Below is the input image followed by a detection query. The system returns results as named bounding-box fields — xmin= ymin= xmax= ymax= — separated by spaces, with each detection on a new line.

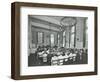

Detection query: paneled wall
xmin=75 ymin=17 xmax=86 ymax=49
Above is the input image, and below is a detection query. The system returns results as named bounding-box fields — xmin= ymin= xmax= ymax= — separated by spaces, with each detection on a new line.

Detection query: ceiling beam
xmin=30 ymin=16 xmax=61 ymax=27
xmin=30 ymin=21 xmax=60 ymax=31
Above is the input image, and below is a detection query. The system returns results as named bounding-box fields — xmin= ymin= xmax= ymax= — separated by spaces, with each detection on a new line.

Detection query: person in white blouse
xmin=69 ymin=52 xmax=73 ymax=60
xmin=42 ymin=52 xmax=48 ymax=63
xmin=51 ymin=56 xmax=58 ymax=65
xmin=58 ymin=55 xmax=64 ymax=65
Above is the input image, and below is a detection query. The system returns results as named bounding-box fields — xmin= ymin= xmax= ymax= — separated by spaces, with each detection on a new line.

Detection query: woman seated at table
xmin=68 ymin=50 xmax=73 ymax=60
xmin=42 ymin=47 xmax=49 ymax=63
xmin=69 ymin=50 xmax=77 ymax=62
xmin=51 ymin=55 xmax=58 ymax=65
xmin=57 ymin=51 xmax=63 ymax=56
xmin=42 ymin=52 xmax=48 ymax=63
xmin=64 ymin=51 xmax=69 ymax=62
xmin=79 ymin=49 xmax=83 ymax=60
xmin=72 ymin=52 xmax=77 ymax=62
xmin=58 ymin=54 xmax=64 ymax=65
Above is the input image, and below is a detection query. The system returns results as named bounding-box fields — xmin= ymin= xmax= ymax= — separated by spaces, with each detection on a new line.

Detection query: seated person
xmin=57 ymin=51 xmax=62 ymax=56
xmin=72 ymin=53 xmax=77 ymax=61
xmin=58 ymin=55 xmax=64 ymax=65
xmin=64 ymin=52 xmax=69 ymax=61
xmin=51 ymin=55 xmax=58 ymax=65
xmin=37 ymin=50 xmax=44 ymax=58
xmin=42 ymin=51 xmax=48 ymax=63
xmin=79 ymin=49 xmax=83 ymax=60
xmin=69 ymin=52 xmax=73 ymax=60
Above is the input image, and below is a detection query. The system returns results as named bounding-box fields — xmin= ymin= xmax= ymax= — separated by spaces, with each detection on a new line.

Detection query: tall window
xmin=50 ymin=34 xmax=54 ymax=46
xmin=57 ymin=34 xmax=60 ymax=47
xmin=70 ymin=26 xmax=75 ymax=48
xmin=63 ymin=31 xmax=66 ymax=47
xmin=37 ymin=32 xmax=43 ymax=44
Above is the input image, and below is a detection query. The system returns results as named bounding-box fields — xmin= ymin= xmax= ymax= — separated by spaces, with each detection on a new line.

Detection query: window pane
xmin=71 ymin=26 xmax=75 ymax=33
xmin=58 ymin=34 xmax=60 ymax=46
xmin=70 ymin=26 xmax=75 ymax=48
xmin=70 ymin=34 xmax=75 ymax=48
xmin=38 ymin=32 xmax=43 ymax=44
xmin=51 ymin=34 xmax=54 ymax=46
xmin=63 ymin=31 xmax=66 ymax=47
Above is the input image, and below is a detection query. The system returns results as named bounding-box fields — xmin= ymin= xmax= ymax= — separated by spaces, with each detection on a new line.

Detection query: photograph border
xmin=11 ymin=2 xmax=98 ymax=80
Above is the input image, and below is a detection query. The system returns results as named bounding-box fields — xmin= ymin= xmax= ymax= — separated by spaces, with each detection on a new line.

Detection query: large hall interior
xmin=28 ymin=15 xmax=88 ymax=66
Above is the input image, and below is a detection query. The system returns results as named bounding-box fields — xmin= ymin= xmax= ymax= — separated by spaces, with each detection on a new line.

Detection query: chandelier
xmin=60 ymin=17 xmax=77 ymax=31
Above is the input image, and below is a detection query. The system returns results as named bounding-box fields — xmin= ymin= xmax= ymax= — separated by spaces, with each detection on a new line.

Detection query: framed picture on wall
xmin=11 ymin=2 xmax=98 ymax=80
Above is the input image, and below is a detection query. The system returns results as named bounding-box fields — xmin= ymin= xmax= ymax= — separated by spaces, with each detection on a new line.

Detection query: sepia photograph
xmin=28 ymin=15 xmax=88 ymax=67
